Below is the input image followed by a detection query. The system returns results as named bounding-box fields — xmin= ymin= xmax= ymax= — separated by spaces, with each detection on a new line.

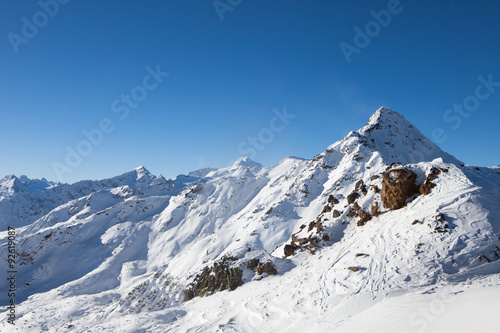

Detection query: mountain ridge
xmin=1 ymin=107 xmax=499 ymax=332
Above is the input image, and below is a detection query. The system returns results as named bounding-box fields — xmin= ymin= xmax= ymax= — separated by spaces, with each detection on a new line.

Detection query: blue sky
xmin=1 ymin=0 xmax=499 ymax=183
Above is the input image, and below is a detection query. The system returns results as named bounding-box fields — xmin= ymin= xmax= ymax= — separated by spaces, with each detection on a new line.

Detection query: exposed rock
xmin=360 ymin=185 xmax=368 ymax=195
xmin=256 ymin=261 xmax=278 ymax=276
xmin=347 ymin=208 xmax=356 ymax=217
xmin=357 ymin=209 xmax=372 ymax=226
xmin=347 ymin=191 xmax=361 ymax=204
xmin=347 ymin=266 xmax=360 ymax=272
xmin=332 ymin=209 xmax=341 ymax=218
xmin=431 ymin=167 xmax=441 ymax=175
xmin=247 ymin=259 xmax=260 ymax=271
xmin=322 ymin=234 xmax=330 ymax=242
xmin=299 ymin=238 xmax=309 ymax=245
xmin=284 ymin=244 xmax=296 ymax=257
xmin=412 ymin=219 xmax=423 ymax=225
xmin=372 ymin=185 xmax=380 ymax=193
xmin=315 ymin=222 xmax=324 ymax=234
xmin=327 ymin=195 xmax=339 ymax=205
xmin=185 ymin=256 xmax=243 ymax=301
xmin=419 ymin=173 xmax=436 ymax=195
xmin=381 ymin=168 xmax=419 ymax=210
xmin=321 ymin=205 xmax=332 ymax=213
xmin=370 ymin=202 xmax=379 ymax=217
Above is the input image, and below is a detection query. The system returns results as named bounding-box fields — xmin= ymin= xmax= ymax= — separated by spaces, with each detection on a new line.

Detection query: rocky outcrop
xmin=327 ymin=195 xmax=339 ymax=205
xmin=419 ymin=168 xmax=440 ymax=195
xmin=284 ymin=244 xmax=296 ymax=257
xmin=370 ymin=202 xmax=379 ymax=217
xmin=255 ymin=261 xmax=278 ymax=276
xmin=381 ymin=168 xmax=419 ymax=210
xmin=185 ymin=256 xmax=243 ymax=301
xmin=347 ymin=191 xmax=361 ymax=204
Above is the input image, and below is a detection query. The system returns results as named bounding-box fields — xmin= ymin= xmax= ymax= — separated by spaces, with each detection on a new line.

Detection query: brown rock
xmin=360 ymin=185 xmax=368 ymax=195
xmin=256 ymin=261 xmax=278 ymax=275
xmin=322 ymin=205 xmax=332 ymax=213
xmin=357 ymin=209 xmax=372 ymax=226
xmin=247 ymin=259 xmax=260 ymax=271
xmin=381 ymin=168 xmax=419 ymax=210
xmin=347 ymin=208 xmax=356 ymax=217
xmin=327 ymin=195 xmax=339 ymax=205
xmin=347 ymin=191 xmax=361 ymax=204
xmin=284 ymin=244 xmax=295 ymax=257
xmin=332 ymin=209 xmax=341 ymax=218
xmin=370 ymin=202 xmax=379 ymax=217
xmin=431 ymin=167 xmax=441 ymax=175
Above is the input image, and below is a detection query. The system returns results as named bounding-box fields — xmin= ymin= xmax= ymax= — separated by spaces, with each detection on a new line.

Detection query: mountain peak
xmin=134 ymin=166 xmax=151 ymax=176
xmin=233 ymin=156 xmax=259 ymax=167
xmin=323 ymin=107 xmax=461 ymax=166
xmin=358 ymin=107 xmax=461 ymax=165
xmin=363 ymin=106 xmax=407 ymax=130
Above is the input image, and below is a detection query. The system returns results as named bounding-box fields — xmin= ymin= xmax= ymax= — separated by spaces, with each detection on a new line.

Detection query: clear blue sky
xmin=1 ymin=0 xmax=499 ymax=183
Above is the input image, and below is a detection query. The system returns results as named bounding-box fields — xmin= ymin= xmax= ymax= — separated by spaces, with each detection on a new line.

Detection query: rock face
xmin=284 ymin=244 xmax=296 ymax=257
xmin=381 ymin=168 xmax=419 ymax=210
xmin=185 ymin=256 xmax=243 ymax=301
xmin=255 ymin=261 xmax=278 ymax=276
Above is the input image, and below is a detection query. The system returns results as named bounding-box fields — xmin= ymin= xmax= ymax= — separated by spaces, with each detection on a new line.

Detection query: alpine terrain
xmin=1 ymin=107 xmax=499 ymax=332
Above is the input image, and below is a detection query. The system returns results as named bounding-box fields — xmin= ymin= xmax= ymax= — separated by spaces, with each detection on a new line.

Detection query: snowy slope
xmin=1 ymin=107 xmax=499 ymax=332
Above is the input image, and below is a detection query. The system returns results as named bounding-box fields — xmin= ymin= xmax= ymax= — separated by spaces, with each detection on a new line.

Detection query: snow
xmin=1 ymin=107 xmax=499 ymax=332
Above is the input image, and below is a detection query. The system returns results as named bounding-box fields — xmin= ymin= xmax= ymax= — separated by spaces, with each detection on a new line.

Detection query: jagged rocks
xmin=419 ymin=173 xmax=436 ymax=195
xmin=357 ymin=210 xmax=372 ymax=226
xmin=430 ymin=213 xmax=448 ymax=233
xmin=321 ymin=205 xmax=332 ymax=213
xmin=347 ymin=191 xmax=361 ymax=204
xmin=356 ymin=179 xmax=368 ymax=195
xmin=185 ymin=256 xmax=243 ymax=301
xmin=332 ymin=209 xmax=341 ymax=218
xmin=351 ymin=202 xmax=372 ymax=226
xmin=370 ymin=202 xmax=379 ymax=217
xmin=381 ymin=168 xmax=419 ymax=210
xmin=360 ymin=185 xmax=368 ymax=195
xmin=247 ymin=259 xmax=260 ymax=271
xmin=284 ymin=244 xmax=296 ymax=257
xmin=247 ymin=259 xmax=278 ymax=276
xmin=255 ymin=261 xmax=278 ymax=276
xmin=327 ymin=195 xmax=339 ymax=205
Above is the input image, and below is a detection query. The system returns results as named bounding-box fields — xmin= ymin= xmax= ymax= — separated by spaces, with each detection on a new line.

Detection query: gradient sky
xmin=1 ymin=0 xmax=499 ymax=183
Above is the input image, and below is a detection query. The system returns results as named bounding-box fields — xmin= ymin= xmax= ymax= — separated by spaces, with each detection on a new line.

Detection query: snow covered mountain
xmin=1 ymin=107 xmax=499 ymax=332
